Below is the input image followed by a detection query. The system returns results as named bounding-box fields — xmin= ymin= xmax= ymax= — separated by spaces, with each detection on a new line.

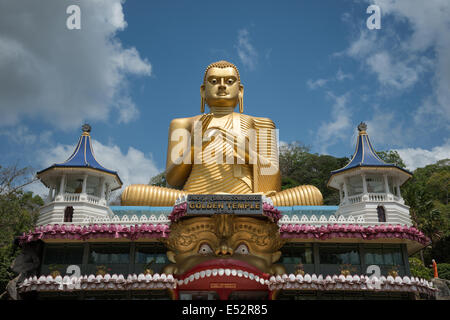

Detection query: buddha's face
xmin=201 ymin=67 xmax=243 ymax=108
xmin=164 ymin=215 xmax=284 ymax=277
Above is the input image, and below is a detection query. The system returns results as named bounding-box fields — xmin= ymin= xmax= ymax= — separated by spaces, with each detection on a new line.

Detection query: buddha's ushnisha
xmin=121 ymin=61 xmax=323 ymax=206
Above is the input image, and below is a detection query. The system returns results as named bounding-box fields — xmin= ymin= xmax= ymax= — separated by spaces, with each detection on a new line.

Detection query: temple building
xmin=12 ymin=123 xmax=436 ymax=300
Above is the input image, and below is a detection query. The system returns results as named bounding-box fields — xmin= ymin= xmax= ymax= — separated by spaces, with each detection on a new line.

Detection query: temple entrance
xmin=179 ymin=291 xmax=219 ymax=300
xmin=377 ymin=205 xmax=386 ymax=222
xmin=178 ymin=290 xmax=269 ymax=300
xmin=64 ymin=206 xmax=74 ymax=222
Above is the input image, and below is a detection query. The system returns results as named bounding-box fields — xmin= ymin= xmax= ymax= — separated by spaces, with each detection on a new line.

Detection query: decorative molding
xmin=278 ymin=214 xmax=364 ymax=226
xmin=19 ymin=223 xmax=170 ymax=244
xmin=267 ymin=273 xmax=436 ymax=296
xmin=19 ymin=273 xmax=176 ymax=292
xmin=19 ymin=272 xmax=435 ymax=297
xmin=279 ymin=224 xmax=430 ymax=245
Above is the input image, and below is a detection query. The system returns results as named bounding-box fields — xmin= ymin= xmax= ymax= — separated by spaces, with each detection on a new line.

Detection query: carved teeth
xmin=179 ymin=269 xmax=265 ymax=285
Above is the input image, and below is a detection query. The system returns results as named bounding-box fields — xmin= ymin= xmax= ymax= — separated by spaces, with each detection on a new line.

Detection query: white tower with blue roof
xmin=36 ymin=124 xmax=122 ymax=225
xmin=327 ymin=122 xmax=413 ymax=226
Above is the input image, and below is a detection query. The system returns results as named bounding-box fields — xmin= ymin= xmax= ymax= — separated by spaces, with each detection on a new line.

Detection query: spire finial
xmin=82 ymin=123 xmax=91 ymax=133
xmin=357 ymin=122 xmax=367 ymax=134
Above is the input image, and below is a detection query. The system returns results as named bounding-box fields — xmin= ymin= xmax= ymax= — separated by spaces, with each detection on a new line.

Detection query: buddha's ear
xmin=238 ymin=84 xmax=244 ymax=113
xmin=166 ymin=251 xmax=177 ymax=264
xmin=271 ymin=251 xmax=282 ymax=263
xmin=200 ymin=84 xmax=206 ymax=113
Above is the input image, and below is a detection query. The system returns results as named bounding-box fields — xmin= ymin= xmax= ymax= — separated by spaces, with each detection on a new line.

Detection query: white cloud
xmin=346 ymin=30 xmax=378 ymax=58
xmin=395 ymin=141 xmax=450 ymax=171
xmin=366 ymin=51 xmax=431 ymax=90
xmin=236 ymin=29 xmax=258 ymax=70
xmin=336 ymin=68 xmax=353 ymax=81
xmin=307 ymin=69 xmax=353 ymax=90
xmin=0 ymin=125 xmax=52 ymax=146
xmin=345 ymin=1 xmax=450 ymax=125
xmin=0 ymin=0 xmax=151 ymax=130
xmin=307 ymin=78 xmax=329 ymax=90
xmin=315 ymin=92 xmax=352 ymax=154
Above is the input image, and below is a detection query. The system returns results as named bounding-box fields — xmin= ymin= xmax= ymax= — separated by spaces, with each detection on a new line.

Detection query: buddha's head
xmin=163 ymin=215 xmax=285 ymax=277
xmin=201 ymin=61 xmax=244 ymax=113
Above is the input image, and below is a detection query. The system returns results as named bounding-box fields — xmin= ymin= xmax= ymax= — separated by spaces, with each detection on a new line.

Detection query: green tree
xmin=402 ymin=159 xmax=450 ymax=264
xmin=0 ymin=165 xmax=43 ymax=292
xmin=149 ymin=171 xmax=167 ymax=187
xmin=376 ymin=150 xmax=407 ymax=168
xmin=409 ymin=257 xmax=432 ymax=280
xmin=279 ymin=142 xmax=349 ymax=205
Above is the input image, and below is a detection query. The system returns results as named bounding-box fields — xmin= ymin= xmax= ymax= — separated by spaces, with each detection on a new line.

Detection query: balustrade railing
xmin=63 ymin=193 xmax=80 ymax=202
xmin=343 ymin=193 xmax=402 ymax=206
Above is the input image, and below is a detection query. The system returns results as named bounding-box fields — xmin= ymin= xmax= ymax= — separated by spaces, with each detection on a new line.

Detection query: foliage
xmin=376 ymin=150 xmax=406 ymax=168
xmin=0 ymin=165 xmax=43 ymax=292
xmin=149 ymin=171 xmax=167 ymax=187
xmin=149 ymin=171 xmax=182 ymax=190
xmin=409 ymin=257 xmax=432 ymax=280
xmin=401 ymin=159 xmax=450 ymax=263
xmin=437 ymin=263 xmax=450 ymax=281
xmin=279 ymin=142 xmax=349 ymax=205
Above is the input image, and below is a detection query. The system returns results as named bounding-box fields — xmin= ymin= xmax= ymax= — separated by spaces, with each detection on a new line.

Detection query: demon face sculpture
xmin=163 ymin=215 xmax=286 ymax=277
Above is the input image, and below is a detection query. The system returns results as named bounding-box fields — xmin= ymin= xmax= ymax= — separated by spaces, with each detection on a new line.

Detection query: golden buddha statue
xmin=121 ymin=61 xmax=323 ymax=207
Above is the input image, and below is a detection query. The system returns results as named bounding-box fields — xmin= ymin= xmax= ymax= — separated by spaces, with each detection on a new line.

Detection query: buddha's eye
xmin=234 ymin=243 xmax=249 ymax=255
xmin=210 ymin=78 xmax=217 ymax=84
xmin=227 ymin=78 xmax=234 ymax=84
xmin=198 ymin=243 xmax=213 ymax=255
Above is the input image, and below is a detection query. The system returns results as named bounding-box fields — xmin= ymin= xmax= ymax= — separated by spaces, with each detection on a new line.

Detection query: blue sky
xmin=0 ymin=0 xmax=449 ymax=196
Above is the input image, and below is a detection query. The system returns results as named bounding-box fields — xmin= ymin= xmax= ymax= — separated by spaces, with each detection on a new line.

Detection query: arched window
xmin=64 ymin=206 xmax=74 ymax=222
xmin=377 ymin=205 xmax=386 ymax=222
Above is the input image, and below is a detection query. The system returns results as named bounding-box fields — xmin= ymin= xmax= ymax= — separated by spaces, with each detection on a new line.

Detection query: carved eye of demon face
xmin=234 ymin=243 xmax=249 ymax=255
xmin=198 ymin=243 xmax=213 ymax=255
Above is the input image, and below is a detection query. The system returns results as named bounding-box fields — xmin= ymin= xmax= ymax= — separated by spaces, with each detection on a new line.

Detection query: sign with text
xmin=186 ymin=194 xmax=263 ymax=215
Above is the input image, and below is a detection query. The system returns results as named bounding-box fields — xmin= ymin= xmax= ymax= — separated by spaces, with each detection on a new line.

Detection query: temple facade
xmin=13 ymin=123 xmax=436 ymax=300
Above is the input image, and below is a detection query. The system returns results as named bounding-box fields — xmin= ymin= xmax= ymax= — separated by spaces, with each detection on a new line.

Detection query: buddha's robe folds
xmin=121 ymin=112 xmax=323 ymax=207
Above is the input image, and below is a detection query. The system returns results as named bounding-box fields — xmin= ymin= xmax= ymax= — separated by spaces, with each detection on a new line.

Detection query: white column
xmin=343 ymin=178 xmax=349 ymax=202
xmin=339 ymin=184 xmax=343 ymax=203
xmin=100 ymin=177 xmax=106 ymax=200
xmin=362 ymin=174 xmax=368 ymax=194
xmin=82 ymin=174 xmax=88 ymax=194
xmin=59 ymin=174 xmax=66 ymax=195
xmin=383 ymin=174 xmax=390 ymax=194
xmin=106 ymin=184 xmax=110 ymax=201
xmin=396 ymin=184 xmax=401 ymax=197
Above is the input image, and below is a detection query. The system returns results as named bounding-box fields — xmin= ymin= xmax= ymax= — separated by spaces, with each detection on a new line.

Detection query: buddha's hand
xmin=263 ymin=190 xmax=277 ymax=197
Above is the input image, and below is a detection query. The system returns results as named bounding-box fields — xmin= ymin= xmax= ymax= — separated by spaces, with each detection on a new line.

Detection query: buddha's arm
xmin=165 ymin=117 xmax=195 ymax=187
xmin=252 ymin=117 xmax=281 ymax=193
